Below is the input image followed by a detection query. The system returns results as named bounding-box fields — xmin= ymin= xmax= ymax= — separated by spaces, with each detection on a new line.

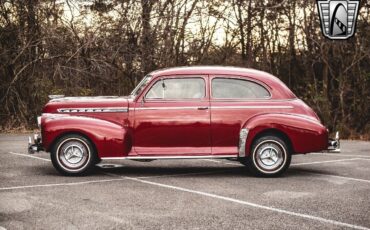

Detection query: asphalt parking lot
xmin=0 ymin=134 xmax=369 ymax=230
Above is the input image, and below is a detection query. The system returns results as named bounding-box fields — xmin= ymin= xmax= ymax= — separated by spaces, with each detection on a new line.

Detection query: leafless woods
xmin=0 ymin=0 xmax=369 ymax=138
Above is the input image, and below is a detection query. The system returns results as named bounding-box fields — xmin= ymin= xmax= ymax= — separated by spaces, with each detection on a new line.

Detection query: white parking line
xmin=123 ymin=176 xmax=369 ymax=230
xmin=202 ymin=159 xmax=240 ymax=166
xmin=291 ymin=158 xmax=361 ymax=166
xmin=356 ymin=158 xmax=370 ymax=161
xmin=0 ymin=169 xmax=234 ymax=191
xmin=205 ymin=158 xmax=370 ymax=185
xmin=138 ymin=169 xmax=233 ymax=178
xmin=0 ymin=178 xmax=127 ymax=191
xmin=9 ymin=152 xmax=50 ymax=162
xmin=101 ymin=169 xmax=233 ymax=180
xmin=5 ymin=151 xmax=370 ymax=229
xmin=3 ymin=152 xmax=234 ymax=191
xmin=10 ymin=151 xmax=368 ymax=166
xmin=307 ymin=172 xmax=370 ymax=184
xmin=310 ymin=153 xmax=370 ymax=158
xmin=204 ymin=157 xmax=362 ymax=167
xmin=6 ymin=152 xmax=370 ymax=188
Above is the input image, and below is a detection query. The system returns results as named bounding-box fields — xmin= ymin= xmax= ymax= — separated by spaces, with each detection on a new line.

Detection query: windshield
xmin=130 ymin=75 xmax=152 ymax=98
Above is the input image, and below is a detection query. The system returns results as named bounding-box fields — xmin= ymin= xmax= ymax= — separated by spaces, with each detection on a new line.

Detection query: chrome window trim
xmin=144 ymin=98 xmax=209 ymax=102
xmin=210 ymin=98 xmax=297 ymax=102
xmin=57 ymin=107 xmax=128 ymax=113
xmin=130 ymin=75 xmax=152 ymax=98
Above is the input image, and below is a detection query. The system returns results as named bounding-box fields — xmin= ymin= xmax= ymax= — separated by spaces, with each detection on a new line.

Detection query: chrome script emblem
xmin=317 ymin=0 xmax=360 ymax=39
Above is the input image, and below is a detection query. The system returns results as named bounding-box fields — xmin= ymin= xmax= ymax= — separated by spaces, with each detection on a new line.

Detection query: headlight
xmin=37 ymin=116 xmax=41 ymax=128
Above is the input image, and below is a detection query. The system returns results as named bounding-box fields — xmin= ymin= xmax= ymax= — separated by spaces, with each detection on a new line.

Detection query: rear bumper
xmin=28 ymin=133 xmax=44 ymax=154
xmin=327 ymin=131 xmax=340 ymax=153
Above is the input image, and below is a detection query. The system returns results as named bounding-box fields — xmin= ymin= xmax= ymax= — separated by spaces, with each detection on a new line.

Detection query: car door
xmin=133 ymin=75 xmax=211 ymax=156
xmin=210 ymin=75 xmax=272 ymax=155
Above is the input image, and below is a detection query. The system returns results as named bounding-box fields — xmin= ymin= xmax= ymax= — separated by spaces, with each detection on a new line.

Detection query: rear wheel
xmin=244 ymin=135 xmax=291 ymax=177
xmin=51 ymin=134 xmax=97 ymax=176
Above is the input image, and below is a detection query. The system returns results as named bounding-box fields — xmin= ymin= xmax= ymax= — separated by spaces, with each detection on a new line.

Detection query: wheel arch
xmin=242 ymin=113 xmax=328 ymax=156
xmin=249 ymin=128 xmax=293 ymax=155
xmin=49 ymin=131 xmax=98 ymax=157
xmin=42 ymin=115 xmax=130 ymax=158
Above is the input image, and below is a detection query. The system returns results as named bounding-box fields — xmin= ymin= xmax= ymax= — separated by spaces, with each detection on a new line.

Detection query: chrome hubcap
xmin=64 ymin=145 xmax=84 ymax=164
xmin=58 ymin=140 xmax=89 ymax=169
xmin=255 ymin=142 xmax=284 ymax=171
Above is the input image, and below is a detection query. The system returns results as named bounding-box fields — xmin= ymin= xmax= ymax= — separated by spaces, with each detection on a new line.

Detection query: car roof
xmin=151 ymin=66 xmax=269 ymax=78
xmin=149 ymin=66 xmax=296 ymax=99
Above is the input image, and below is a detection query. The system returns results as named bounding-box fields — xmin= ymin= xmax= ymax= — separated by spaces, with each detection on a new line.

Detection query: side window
xmin=146 ymin=78 xmax=205 ymax=99
xmin=212 ymin=78 xmax=270 ymax=99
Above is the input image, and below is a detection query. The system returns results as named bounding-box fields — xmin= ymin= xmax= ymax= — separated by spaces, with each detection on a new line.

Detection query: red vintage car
xmin=28 ymin=66 xmax=340 ymax=176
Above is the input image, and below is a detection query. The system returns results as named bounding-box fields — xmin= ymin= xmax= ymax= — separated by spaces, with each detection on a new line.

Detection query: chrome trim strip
xmin=238 ymin=128 xmax=249 ymax=157
xmin=134 ymin=105 xmax=293 ymax=111
xmin=101 ymin=155 xmax=238 ymax=160
xmin=57 ymin=107 xmax=128 ymax=113
xmin=211 ymin=105 xmax=293 ymax=109
xmin=135 ymin=107 xmax=200 ymax=111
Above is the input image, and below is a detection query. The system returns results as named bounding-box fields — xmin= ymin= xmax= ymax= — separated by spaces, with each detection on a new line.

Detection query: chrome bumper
xmin=327 ymin=131 xmax=340 ymax=153
xmin=28 ymin=133 xmax=43 ymax=154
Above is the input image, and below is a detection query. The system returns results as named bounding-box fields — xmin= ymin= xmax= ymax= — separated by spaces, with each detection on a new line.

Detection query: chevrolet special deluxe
xmin=28 ymin=66 xmax=340 ymax=176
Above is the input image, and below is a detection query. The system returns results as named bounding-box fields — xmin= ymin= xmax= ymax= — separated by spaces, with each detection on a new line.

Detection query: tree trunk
xmin=141 ymin=0 xmax=154 ymax=74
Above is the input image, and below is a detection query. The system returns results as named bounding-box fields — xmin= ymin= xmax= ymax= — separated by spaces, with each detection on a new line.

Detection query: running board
xmin=101 ymin=155 xmax=238 ymax=160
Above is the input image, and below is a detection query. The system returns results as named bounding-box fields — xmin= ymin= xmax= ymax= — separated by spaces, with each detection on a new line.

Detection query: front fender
xmin=42 ymin=115 xmax=131 ymax=158
xmin=242 ymin=113 xmax=328 ymax=155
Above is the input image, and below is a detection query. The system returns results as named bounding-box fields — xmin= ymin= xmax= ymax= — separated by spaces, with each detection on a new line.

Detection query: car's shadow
xmin=33 ymin=163 xmax=340 ymax=179
xmin=97 ymin=164 xmax=248 ymax=178
xmin=94 ymin=164 xmax=338 ymax=179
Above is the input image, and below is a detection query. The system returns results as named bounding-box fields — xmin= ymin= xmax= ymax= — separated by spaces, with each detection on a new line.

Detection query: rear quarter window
xmin=212 ymin=78 xmax=270 ymax=99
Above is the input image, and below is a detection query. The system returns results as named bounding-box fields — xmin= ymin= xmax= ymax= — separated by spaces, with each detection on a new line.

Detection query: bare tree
xmin=0 ymin=0 xmax=369 ymax=138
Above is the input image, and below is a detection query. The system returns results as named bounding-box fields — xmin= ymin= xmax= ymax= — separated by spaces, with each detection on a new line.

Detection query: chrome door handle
xmin=197 ymin=106 xmax=209 ymax=110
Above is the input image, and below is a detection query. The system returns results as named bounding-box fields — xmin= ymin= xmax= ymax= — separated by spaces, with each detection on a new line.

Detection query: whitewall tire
xmin=245 ymin=135 xmax=291 ymax=177
xmin=51 ymin=134 xmax=97 ymax=176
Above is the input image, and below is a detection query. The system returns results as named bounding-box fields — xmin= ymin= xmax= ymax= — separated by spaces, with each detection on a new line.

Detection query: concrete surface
xmin=0 ymin=134 xmax=369 ymax=229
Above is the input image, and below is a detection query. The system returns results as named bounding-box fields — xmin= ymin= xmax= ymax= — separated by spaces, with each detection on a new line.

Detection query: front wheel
xmin=244 ymin=135 xmax=291 ymax=177
xmin=51 ymin=134 xmax=97 ymax=176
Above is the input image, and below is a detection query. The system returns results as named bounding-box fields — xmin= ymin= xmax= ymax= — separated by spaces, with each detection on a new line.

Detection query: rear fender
xmin=42 ymin=115 xmax=131 ymax=158
xmin=240 ymin=113 xmax=328 ymax=156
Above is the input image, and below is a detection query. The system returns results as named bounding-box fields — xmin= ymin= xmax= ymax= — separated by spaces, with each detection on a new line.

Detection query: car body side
xmin=39 ymin=67 xmax=328 ymax=159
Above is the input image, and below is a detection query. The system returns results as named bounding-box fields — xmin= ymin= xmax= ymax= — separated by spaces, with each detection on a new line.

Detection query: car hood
xmin=42 ymin=96 xmax=130 ymax=113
